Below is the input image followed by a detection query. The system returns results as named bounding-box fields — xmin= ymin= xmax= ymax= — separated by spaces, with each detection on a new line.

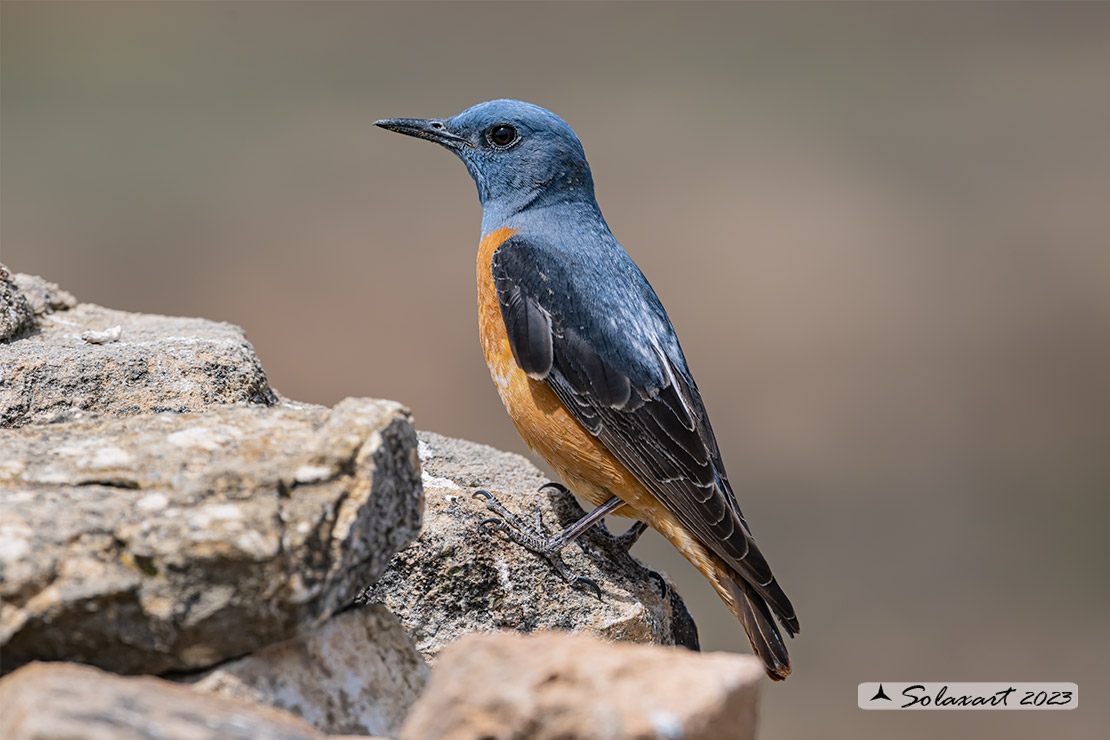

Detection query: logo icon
xmin=870 ymin=684 xmax=892 ymax=701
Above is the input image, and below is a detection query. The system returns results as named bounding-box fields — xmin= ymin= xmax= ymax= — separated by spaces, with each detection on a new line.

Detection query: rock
xmin=11 ymin=272 xmax=77 ymax=318
xmin=0 ymin=662 xmax=346 ymax=740
xmin=0 ymin=273 xmax=277 ymax=428
xmin=189 ymin=603 xmax=428 ymax=738
xmin=0 ymin=398 xmax=423 ymax=675
xmin=399 ymin=631 xmax=762 ymax=740
xmin=0 ymin=265 xmax=36 ymax=342
xmin=360 ymin=431 xmax=699 ymax=663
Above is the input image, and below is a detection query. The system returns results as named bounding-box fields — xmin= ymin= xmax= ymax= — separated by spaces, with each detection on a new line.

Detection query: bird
xmin=374 ymin=100 xmax=799 ymax=680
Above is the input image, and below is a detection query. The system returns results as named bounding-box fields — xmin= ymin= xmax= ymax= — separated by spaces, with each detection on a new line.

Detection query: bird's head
xmin=375 ymin=99 xmax=596 ymax=217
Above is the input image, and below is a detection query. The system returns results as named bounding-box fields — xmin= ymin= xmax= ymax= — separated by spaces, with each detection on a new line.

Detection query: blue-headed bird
xmin=375 ymin=100 xmax=799 ymax=679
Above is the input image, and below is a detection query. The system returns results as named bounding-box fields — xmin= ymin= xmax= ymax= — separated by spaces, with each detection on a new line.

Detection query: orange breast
xmin=475 ymin=229 xmax=736 ymax=601
xmin=476 ymin=228 xmax=640 ymax=515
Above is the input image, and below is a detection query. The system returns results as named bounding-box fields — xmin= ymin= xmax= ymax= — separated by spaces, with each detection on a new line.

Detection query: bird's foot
xmin=473 ymin=488 xmax=602 ymax=599
xmin=613 ymin=520 xmax=648 ymax=552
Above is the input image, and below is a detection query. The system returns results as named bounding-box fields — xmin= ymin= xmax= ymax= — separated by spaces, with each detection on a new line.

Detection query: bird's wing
xmin=491 ymin=235 xmax=798 ymax=635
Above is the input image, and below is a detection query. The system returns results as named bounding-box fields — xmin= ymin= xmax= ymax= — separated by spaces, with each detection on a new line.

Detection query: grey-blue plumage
xmin=375 ymin=100 xmax=799 ymax=679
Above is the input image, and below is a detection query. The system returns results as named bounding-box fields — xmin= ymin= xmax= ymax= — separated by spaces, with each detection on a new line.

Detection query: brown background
xmin=4 ymin=2 xmax=1107 ymax=738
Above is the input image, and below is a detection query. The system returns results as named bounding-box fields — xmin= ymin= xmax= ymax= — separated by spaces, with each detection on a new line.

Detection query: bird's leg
xmin=543 ymin=483 xmax=648 ymax=553
xmin=473 ymin=488 xmax=627 ymax=598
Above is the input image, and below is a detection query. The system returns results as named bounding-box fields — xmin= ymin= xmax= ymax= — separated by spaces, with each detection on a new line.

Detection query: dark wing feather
xmin=491 ymin=236 xmax=798 ymax=636
xmin=496 ymin=282 xmax=553 ymax=379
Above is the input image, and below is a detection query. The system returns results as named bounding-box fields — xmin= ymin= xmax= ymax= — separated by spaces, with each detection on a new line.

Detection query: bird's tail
xmin=707 ymin=553 xmax=793 ymax=681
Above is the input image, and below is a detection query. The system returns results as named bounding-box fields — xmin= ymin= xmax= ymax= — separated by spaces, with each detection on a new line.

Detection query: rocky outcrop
xmin=190 ymin=604 xmax=428 ymax=738
xmin=0 ymin=270 xmax=276 ymax=428
xmin=0 ymin=272 xmax=756 ymax=739
xmin=0 ymin=662 xmax=378 ymax=740
xmin=10 ymin=272 xmax=77 ymax=318
xmin=399 ymin=631 xmax=762 ymax=740
xmin=361 ymin=431 xmax=699 ymax=662
xmin=0 ymin=397 xmax=423 ymax=675
xmin=0 ymin=265 xmax=37 ymax=342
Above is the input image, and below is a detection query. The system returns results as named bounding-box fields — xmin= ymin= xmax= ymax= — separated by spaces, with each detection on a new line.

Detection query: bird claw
xmin=477 ymin=516 xmax=504 ymax=532
xmin=612 ymin=520 xmax=648 ymax=552
xmin=647 ymin=569 xmax=669 ymax=597
xmin=562 ymin=569 xmax=602 ymax=600
xmin=471 ymin=487 xmax=602 ymax=598
xmin=473 ymin=489 xmax=534 ymax=537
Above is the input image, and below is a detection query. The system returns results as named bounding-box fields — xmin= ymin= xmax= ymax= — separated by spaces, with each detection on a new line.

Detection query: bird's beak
xmin=373 ymin=117 xmax=472 ymax=149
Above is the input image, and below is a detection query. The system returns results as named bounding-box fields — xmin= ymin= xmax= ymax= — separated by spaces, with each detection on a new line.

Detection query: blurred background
xmin=3 ymin=2 xmax=1108 ymax=737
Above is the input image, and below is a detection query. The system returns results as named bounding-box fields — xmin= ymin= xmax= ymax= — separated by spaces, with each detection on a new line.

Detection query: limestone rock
xmin=0 ymin=273 xmax=277 ymax=428
xmin=0 ymin=265 xmax=36 ymax=342
xmin=400 ymin=631 xmax=762 ymax=740
xmin=0 ymin=662 xmax=337 ymax=740
xmin=0 ymin=398 xmax=423 ymax=675
xmin=361 ymin=432 xmax=699 ymax=662
xmin=190 ymin=604 xmax=427 ymax=737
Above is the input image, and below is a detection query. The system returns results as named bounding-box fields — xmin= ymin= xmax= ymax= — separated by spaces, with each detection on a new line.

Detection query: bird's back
xmin=483 ymin=210 xmax=798 ymax=617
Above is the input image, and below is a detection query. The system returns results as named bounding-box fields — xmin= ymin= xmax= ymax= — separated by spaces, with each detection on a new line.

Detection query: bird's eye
xmin=487 ymin=124 xmax=518 ymax=148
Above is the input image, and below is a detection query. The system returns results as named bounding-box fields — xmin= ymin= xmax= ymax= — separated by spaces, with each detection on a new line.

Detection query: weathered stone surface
xmin=190 ymin=604 xmax=428 ymax=738
xmin=11 ymin=272 xmax=77 ymax=318
xmin=0 ymin=265 xmax=36 ymax=342
xmin=361 ymin=432 xmax=699 ymax=662
xmin=0 ymin=662 xmax=340 ymax=740
xmin=0 ymin=398 xmax=423 ymax=675
xmin=399 ymin=631 xmax=761 ymax=740
xmin=0 ymin=273 xmax=277 ymax=428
